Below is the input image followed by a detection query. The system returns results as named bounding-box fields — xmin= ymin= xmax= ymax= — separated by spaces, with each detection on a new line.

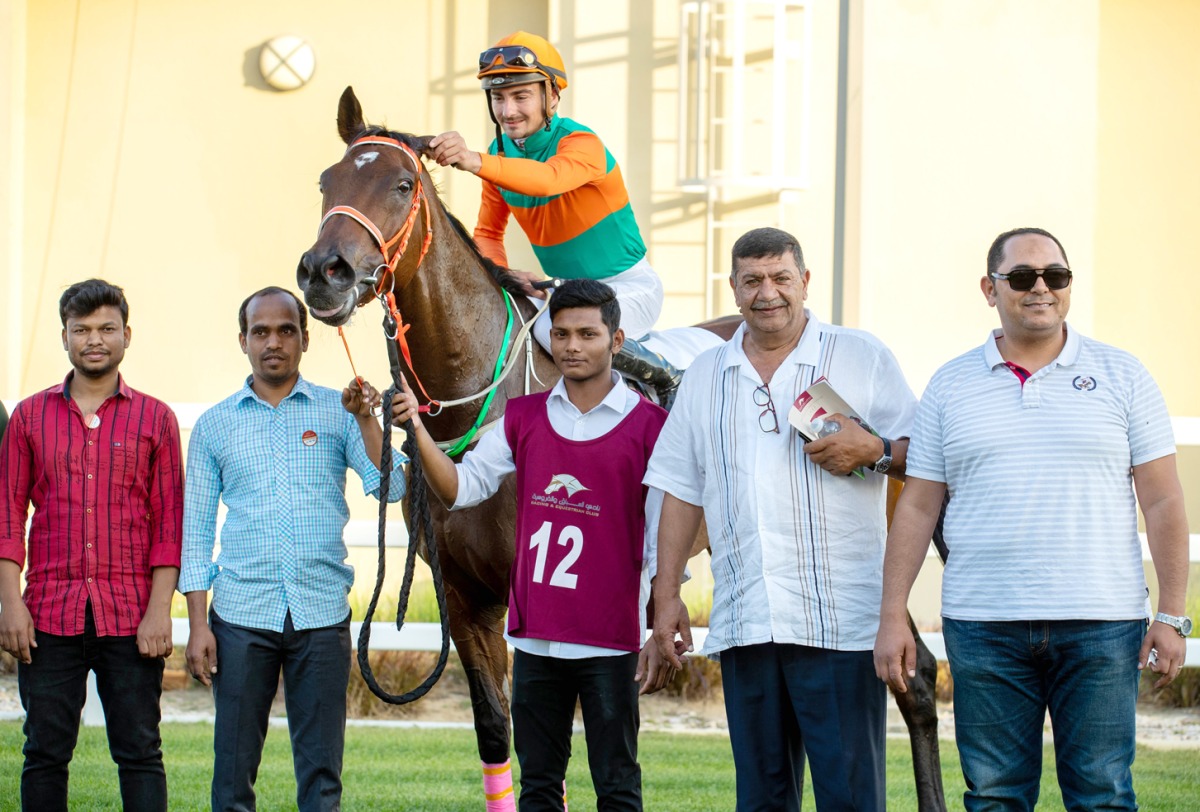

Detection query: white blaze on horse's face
xmin=354 ymin=151 xmax=379 ymax=169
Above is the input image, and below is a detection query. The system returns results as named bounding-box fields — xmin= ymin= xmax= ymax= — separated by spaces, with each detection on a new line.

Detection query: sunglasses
xmin=990 ymin=267 xmax=1073 ymax=292
xmin=479 ymin=45 xmax=539 ymax=72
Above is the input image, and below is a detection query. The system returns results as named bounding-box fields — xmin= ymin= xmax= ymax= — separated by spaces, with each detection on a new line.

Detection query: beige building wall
xmin=9 ymin=0 xmax=501 ymax=403
xmin=1095 ymin=0 xmax=1200 ymax=417
xmin=856 ymin=0 xmax=1100 ymax=391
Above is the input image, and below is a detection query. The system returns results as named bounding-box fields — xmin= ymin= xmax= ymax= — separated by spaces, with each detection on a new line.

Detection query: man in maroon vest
xmin=393 ymin=278 xmax=673 ymax=812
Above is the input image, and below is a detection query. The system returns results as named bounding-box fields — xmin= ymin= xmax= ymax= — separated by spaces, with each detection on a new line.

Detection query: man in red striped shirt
xmin=0 ymin=279 xmax=183 ymax=811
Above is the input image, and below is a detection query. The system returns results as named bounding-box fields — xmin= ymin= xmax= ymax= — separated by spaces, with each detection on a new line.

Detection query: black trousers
xmin=511 ymin=649 xmax=642 ymax=811
xmin=18 ymin=602 xmax=166 ymax=812
xmin=209 ymin=609 xmax=351 ymax=812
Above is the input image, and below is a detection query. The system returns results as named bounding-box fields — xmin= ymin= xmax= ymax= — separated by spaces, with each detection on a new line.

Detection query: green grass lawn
xmin=0 ymin=722 xmax=1196 ymax=811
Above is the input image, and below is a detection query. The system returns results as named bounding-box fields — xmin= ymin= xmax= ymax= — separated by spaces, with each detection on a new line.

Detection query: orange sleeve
xmin=473 ymin=181 xmax=511 ymax=267
xmin=475 ymin=132 xmax=606 ymax=197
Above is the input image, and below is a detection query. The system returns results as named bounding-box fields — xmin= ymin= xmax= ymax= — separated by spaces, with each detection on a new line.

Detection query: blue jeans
xmin=210 ymin=609 xmax=351 ymax=812
xmin=17 ymin=603 xmax=166 ymax=812
xmin=943 ymin=618 xmax=1144 ymax=812
xmin=720 ymin=642 xmax=885 ymax=812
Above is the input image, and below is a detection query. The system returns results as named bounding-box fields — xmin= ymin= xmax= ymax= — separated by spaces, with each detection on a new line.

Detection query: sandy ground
xmin=1 ymin=672 xmax=1196 ymax=749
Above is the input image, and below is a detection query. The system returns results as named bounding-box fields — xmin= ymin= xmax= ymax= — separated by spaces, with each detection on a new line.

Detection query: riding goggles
xmin=478 ymin=46 xmax=567 ymax=81
xmin=480 ymin=45 xmax=540 ymax=72
xmin=990 ymin=267 xmax=1073 ymax=291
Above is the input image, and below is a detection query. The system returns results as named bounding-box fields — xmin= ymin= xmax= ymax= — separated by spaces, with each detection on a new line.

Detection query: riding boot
xmin=612 ymin=338 xmax=683 ymax=410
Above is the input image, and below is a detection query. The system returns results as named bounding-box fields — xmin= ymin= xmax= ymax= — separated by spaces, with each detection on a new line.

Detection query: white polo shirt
xmin=645 ymin=312 xmax=918 ymax=653
xmin=906 ymin=325 xmax=1176 ymax=621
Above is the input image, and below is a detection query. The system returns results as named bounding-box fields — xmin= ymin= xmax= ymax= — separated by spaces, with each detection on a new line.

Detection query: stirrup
xmin=613 ymin=338 xmax=682 ymax=410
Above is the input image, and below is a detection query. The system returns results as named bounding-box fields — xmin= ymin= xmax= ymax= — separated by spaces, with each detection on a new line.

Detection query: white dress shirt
xmin=645 ymin=312 xmax=918 ymax=654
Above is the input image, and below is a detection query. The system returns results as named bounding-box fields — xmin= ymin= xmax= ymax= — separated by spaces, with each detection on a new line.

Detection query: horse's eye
xmin=397 ymin=180 xmax=413 ymax=194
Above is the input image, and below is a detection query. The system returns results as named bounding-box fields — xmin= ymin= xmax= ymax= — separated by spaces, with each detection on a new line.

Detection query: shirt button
xmin=87 ymin=577 xmax=93 ymax=583
xmin=87 ymin=473 xmax=94 ymax=480
xmin=88 ymin=440 xmax=94 ymax=446
xmin=86 ymin=508 xmax=93 ymax=514
xmin=87 ymin=543 xmax=93 ymax=549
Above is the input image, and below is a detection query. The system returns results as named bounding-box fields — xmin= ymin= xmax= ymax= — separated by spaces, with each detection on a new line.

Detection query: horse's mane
xmin=356 ymin=125 xmax=529 ymax=300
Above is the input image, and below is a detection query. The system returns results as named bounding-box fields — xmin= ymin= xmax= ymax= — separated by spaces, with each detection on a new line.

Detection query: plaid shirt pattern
xmin=180 ymin=376 xmax=404 ymax=632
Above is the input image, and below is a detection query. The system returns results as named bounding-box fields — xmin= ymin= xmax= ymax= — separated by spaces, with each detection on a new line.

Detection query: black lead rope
xmin=356 ymin=336 xmax=452 ymax=703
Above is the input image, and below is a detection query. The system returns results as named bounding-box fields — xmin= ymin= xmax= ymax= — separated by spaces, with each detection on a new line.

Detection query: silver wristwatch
xmin=1154 ymin=612 xmax=1194 ymax=638
xmin=871 ymin=437 xmax=892 ymax=474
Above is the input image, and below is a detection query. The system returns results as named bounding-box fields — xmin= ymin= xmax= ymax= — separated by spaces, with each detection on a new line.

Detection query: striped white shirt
xmin=645 ymin=312 xmax=918 ymax=653
xmin=906 ymin=326 xmax=1176 ymax=621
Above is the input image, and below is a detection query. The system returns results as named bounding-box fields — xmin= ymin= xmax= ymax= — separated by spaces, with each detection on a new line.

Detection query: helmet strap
xmin=484 ymin=89 xmax=506 ymax=156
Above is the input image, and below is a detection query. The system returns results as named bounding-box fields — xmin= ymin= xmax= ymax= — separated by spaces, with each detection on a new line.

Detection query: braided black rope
xmin=355 ymin=338 xmax=452 ymax=703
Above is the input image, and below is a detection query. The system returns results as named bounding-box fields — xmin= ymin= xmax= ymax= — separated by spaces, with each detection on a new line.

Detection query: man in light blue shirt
xmin=181 ymin=287 xmax=404 ymax=812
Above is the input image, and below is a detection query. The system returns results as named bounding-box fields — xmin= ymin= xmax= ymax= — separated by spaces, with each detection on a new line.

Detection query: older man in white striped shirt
xmin=648 ymin=227 xmax=918 ymax=811
xmin=875 ymin=227 xmax=1191 ymax=811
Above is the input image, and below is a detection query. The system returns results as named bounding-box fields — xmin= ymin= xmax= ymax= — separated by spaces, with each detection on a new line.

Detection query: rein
xmin=357 ymin=337 xmax=451 ymax=705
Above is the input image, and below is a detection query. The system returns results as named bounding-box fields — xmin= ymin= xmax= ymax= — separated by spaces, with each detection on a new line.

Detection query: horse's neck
xmin=396 ymin=206 xmax=515 ymax=397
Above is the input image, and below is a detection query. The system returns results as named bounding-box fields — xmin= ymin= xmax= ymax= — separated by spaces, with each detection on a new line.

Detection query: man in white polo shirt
xmin=874 ymin=227 xmax=1191 ymax=810
xmin=649 ymin=227 xmax=918 ymax=811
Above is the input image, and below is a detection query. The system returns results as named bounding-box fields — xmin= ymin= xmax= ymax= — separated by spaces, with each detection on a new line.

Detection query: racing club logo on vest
xmin=1072 ymin=375 xmax=1098 ymax=392
xmin=533 ymin=474 xmax=602 ymax=518
xmin=544 ymin=474 xmax=589 ymax=497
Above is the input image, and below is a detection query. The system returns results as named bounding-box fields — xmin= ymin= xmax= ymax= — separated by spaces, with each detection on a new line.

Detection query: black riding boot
xmin=613 ymin=338 xmax=683 ymax=410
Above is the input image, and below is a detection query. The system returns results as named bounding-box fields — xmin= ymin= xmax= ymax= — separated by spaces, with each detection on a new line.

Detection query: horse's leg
xmin=890 ymin=612 xmax=948 ymax=812
xmin=447 ymin=584 xmax=515 ymax=811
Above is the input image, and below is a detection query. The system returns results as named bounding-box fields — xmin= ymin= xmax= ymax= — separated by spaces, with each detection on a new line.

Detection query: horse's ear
xmin=412 ymin=135 xmax=436 ymax=161
xmin=337 ymin=86 xmax=365 ymax=145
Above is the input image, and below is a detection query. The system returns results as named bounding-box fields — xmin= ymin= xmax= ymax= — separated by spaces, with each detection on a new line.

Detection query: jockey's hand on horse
xmin=635 ymin=636 xmax=678 ymax=696
xmin=507 ymin=269 xmax=549 ymax=299
xmin=802 ymin=413 xmax=881 ymax=476
xmin=342 ymin=377 xmax=382 ymax=418
xmin=390 ymin=373 xmax=425 ymax=433
xmin=427 ymin=131 xmax=482 ymax=174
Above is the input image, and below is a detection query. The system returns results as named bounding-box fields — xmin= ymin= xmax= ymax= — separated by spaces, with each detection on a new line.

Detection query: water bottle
xmin=811 ymin=417 xmax=841 ymax=438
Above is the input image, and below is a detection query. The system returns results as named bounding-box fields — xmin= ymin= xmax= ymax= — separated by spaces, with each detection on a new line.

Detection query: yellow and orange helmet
xmin=477 ymin=31 xmax=568 ymax=92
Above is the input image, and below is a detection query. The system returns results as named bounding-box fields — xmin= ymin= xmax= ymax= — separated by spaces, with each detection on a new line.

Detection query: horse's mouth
xmin=306 ymin=290 xmax=359 ymax=325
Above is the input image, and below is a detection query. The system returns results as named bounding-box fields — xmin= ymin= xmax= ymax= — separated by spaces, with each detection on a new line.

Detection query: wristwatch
xmin=871 ymin=437 xmax=893 ymax=474
xmin=1154 ymin=613 xmax=1194 ymax=638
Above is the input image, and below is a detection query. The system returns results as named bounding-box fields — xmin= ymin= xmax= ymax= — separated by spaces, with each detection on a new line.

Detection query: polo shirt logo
xmin=1072 ymin=376 xmax=1098 ymax=391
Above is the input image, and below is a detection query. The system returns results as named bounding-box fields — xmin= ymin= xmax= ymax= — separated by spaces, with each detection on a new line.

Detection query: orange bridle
xmin=317 ymin=136 xmax=439 ymax=409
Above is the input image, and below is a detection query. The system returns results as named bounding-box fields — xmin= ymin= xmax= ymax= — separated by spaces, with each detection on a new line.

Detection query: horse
xmin=297 ymin=86 xmax=947 ymax=811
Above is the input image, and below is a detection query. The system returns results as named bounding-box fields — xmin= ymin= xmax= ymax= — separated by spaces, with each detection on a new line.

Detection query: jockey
xmin=428 ymin=31 xmax=682 ymax=407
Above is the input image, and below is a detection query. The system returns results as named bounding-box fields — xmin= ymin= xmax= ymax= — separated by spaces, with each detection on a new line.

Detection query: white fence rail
xmin=79 ymin=619 xmax=1200 ymax=727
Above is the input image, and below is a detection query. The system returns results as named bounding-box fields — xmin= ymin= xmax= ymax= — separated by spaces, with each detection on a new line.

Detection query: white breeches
xmin=528 ymin=257 xmax=664 ymax=351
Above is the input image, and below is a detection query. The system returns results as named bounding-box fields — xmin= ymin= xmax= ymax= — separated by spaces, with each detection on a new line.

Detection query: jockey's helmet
xmin=477 ymin=32 xmax=568 ymax=92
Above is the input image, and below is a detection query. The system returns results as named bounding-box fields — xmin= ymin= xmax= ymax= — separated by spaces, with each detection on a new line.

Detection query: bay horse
xmin=297 ymin=86 xmax=946 ymax=811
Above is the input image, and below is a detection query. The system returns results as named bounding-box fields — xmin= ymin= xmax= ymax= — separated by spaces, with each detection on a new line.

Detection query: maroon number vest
xmin=503 ymin=390 xmax=667 ymax=651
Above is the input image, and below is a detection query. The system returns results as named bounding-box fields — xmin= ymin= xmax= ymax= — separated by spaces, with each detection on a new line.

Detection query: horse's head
xmin=297 ymin=86 xmax=434 ymax=326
